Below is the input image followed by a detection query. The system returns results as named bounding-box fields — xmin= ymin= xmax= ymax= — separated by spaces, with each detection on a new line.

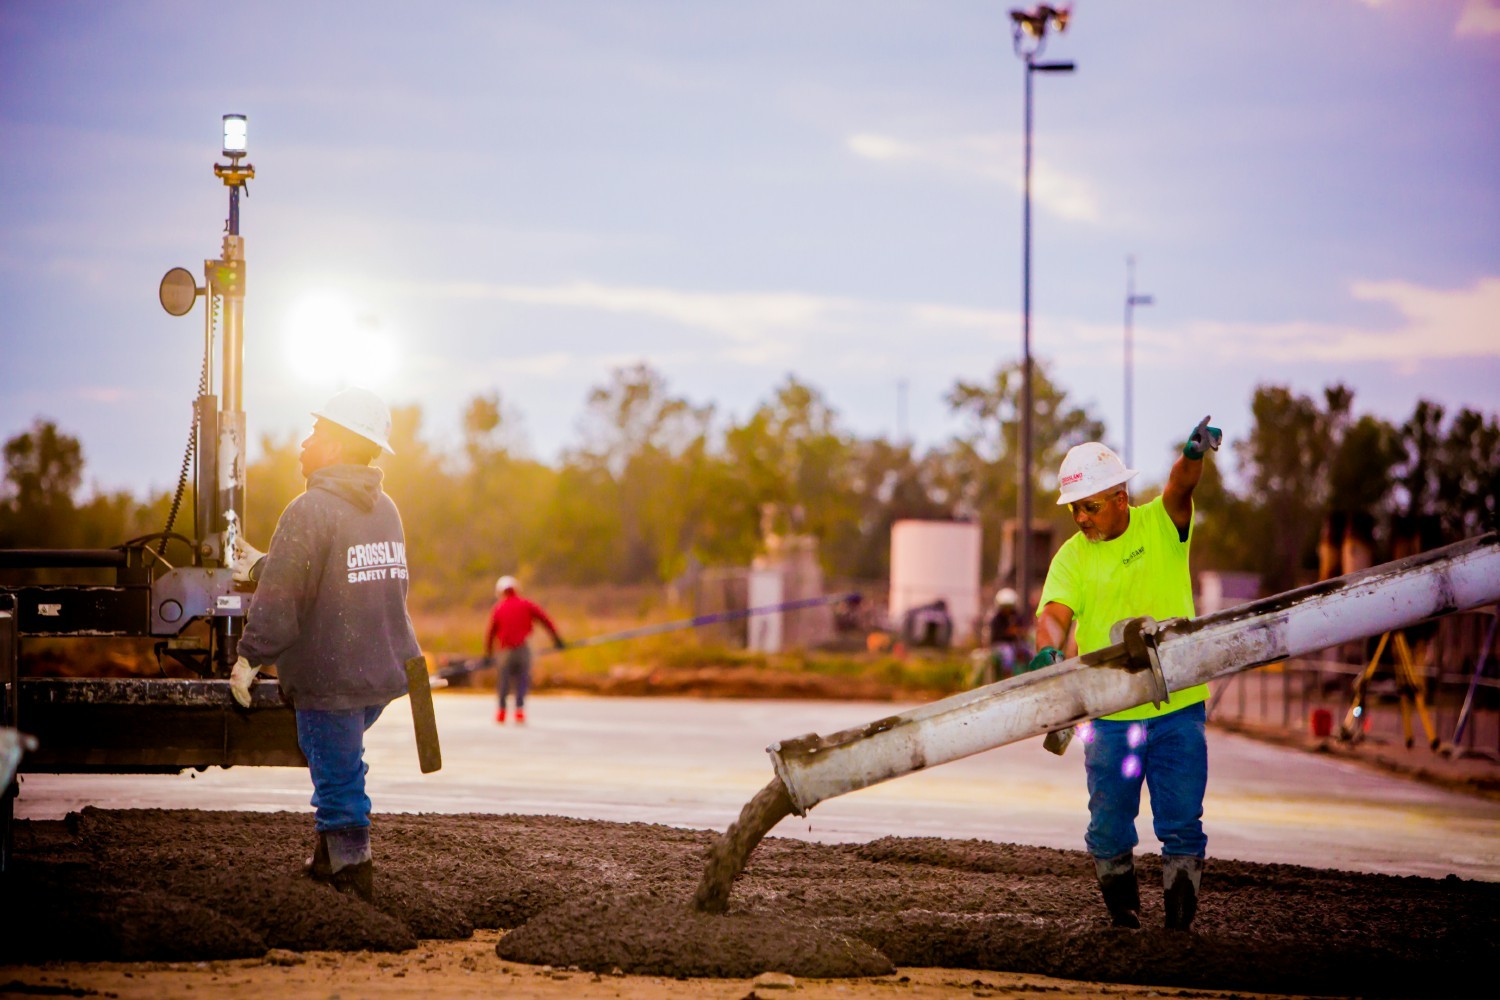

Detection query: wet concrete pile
xmin=5 ymin=807 xmax=1497 ymax=995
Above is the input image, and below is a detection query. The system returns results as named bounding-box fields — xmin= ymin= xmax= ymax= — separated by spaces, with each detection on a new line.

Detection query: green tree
xmin=1232 ymin=386 xmax=1329 ymax=590
xmin=942 ymin=360 xmax=1106 ymax=580
xmin=1396 ymin=403 xmax=1500 ymax=542
xmin=554 ymin=363 xmax=719 ymax=583
xmin=1396 ymin=400 xmax=1445 ymax=524
xmin=1327 ymin=414 xmax=1403 ymax=515
xmin=0 ymin=419 xmax=84 ymax=548
xmin=1433 ymin=408 xmax=1500 ymax=538
xmin=460 ymin=391 xmax=561 ymax=598
xmin=1231 ymin=383 xmax=1401 ymax=590
xmin=722 ymin=376 xmax=859 ymax=572
xmin=1 ymin=420 xmax=172 ymax=581
xmin=839 ymin=437 xmax=950 ymax=580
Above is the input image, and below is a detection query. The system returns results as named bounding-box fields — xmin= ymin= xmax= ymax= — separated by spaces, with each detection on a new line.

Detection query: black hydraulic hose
xmin=159 ymin=335 xmax=211 ymax=562
xmin=121 ymin=532 xmax=197 ymax=552
xmin=121 ymin=532 xmax=198 ymax=573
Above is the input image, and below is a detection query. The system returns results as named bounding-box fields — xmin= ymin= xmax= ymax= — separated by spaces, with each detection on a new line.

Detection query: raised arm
xmin=1163 ymin=415 xmax=1221 ymax=535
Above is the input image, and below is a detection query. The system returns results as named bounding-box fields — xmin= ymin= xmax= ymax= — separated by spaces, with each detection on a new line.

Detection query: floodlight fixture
xmin=1010 ymin=4 xmax=1071 ymax=58
xmin=214 ymin=113 xmax=255 ymax=231
xmin=222 ymin=114 xmax=248 ymax=158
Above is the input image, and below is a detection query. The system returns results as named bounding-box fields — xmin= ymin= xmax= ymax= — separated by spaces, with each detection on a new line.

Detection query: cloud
xmin=74 ymin=386 xmax=132 ymax=404
xmin=846 ymin=133 xmax=918 ymax=163
xmin=396 ymin=274 xmax=1500 ymax=385
xmin=845 ymin=131 xmax=1100 ymax=223
xmin=400 ymin=279 xmax=877 ymax=347
xmin=492 ymin=352 xmax=577 ymax=377
xmin=1358 ymin=0 xmax=1500 ymax=37
xmin=1346 ymin=276 xmax=1500 ymax=356
xmin=1457 ymin=0 xmax=1500 ymax=36
xmin=1136 ymin=277 xmax=1500 ymax=365
xmin=393 ymin=277 xmax=1025 ymax=382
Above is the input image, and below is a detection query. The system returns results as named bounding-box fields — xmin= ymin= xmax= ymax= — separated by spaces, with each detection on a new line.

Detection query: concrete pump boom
xmin=769 ymin=530 xmax=1500 ymax=816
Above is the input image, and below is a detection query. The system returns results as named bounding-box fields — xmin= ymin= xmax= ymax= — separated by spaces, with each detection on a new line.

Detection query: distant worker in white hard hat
xmin=974 ymin=587 xmax=1030 ymax=684
xmin=484 ymin=574 xmax=565 ymax=724
xmin=1030 ymin=416 xmax=1221 ymax=933
xmin=229 ymin=385 xmax=418 ymax=903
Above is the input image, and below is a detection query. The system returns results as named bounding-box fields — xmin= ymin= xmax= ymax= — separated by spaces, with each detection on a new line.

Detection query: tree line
xmin=2 ymin=363 xmax=1495 ymax=604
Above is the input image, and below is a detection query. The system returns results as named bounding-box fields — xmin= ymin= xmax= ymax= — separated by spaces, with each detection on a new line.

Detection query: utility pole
xmin=897 ymin=378 xmax=909 ymax=444
xmin=1124 ymin=255 xmax=1153 ymax=469
xmin=1009 ymin=4 xmax=1074 ymax=614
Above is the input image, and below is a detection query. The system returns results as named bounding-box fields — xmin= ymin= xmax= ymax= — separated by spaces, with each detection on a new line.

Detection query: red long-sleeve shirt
xmin=485 ymin=594 xmax=560 ymax=654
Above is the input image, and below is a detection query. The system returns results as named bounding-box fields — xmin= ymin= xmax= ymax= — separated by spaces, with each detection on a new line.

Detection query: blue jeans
xmin=498 ymin=646 xmax=532 ymax=710
xmin=296 ymin=704 xmax=387 ymax=832
xmin=1082 ymin=701 xmax=1207 ymax=860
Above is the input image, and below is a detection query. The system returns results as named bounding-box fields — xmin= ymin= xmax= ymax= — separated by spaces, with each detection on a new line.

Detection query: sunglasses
xmin=1069 ymin=492 xmax=1120 ymax=516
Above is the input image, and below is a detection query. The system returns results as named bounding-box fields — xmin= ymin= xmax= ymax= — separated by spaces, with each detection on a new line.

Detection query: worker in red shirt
xmin=484 ymin=575 xmax=565 ymax=724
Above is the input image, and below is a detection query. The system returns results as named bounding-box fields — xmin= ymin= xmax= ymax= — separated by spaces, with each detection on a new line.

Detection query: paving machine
xmin=0 ymin=116 xmax=302 ymax=869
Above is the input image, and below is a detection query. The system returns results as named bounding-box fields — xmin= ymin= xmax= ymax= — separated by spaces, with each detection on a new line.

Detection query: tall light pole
xmin=1010 ymin=4 xmax=1073 ymax=617
xmin=1123 ymin=254 xmax=1153 ymax=469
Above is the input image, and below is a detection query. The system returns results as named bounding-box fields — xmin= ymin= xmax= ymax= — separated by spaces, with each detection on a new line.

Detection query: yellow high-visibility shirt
xmin=1037 ymin=495 xmax=1209 ymax=721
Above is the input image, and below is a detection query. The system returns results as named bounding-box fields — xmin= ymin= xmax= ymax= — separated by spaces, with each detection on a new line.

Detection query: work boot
xmin=515 ymin=708 xmax=526 ymax=724
xmin=1094 ymin=852 xmax=1141 ymax=929
xmin=321 ymin=827 xmax=375 ymax=903
xmin=1163 ymin=855 xmax=1203 ymax=932
xmin=330 ymin=860 xmax=375 ymax=902
xmin=303 ymin=832 xmax=333 ymax=880
xmin=496 ymin=707 xmax=506 ymax=724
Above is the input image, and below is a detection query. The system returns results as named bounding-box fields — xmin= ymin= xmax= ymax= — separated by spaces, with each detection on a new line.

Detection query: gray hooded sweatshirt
xmin=239 ymin=464 xmax=419 ymax=711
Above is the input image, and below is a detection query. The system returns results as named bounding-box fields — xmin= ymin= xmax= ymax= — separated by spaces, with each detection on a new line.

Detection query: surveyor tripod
xmin=1339 ymin=630 xmax=1440 ymax=751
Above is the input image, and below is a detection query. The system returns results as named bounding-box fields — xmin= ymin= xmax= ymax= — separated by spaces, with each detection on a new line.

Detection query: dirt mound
xmin=5 ymin=807 xmax=1497 ymax=995
xmin=496 ymin=894 xmax=894 ymax=978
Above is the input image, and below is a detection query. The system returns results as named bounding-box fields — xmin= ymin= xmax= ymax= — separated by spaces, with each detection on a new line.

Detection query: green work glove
xmin=1182 ymin=415 xmax=1222 ymax=460
xmin=1020 ymin=646 xmax=1064 ymax=673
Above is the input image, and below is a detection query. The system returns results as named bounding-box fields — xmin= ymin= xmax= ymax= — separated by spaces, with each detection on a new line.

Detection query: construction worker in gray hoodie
xmin=228 ymin=386 xmax=419 ymax=902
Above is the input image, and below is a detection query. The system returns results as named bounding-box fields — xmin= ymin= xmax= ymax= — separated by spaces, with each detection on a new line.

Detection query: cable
xmin=121 ymin=532 xmax=197 ymax=550
xmin=158 ymin=295 xmax=215 ymax=562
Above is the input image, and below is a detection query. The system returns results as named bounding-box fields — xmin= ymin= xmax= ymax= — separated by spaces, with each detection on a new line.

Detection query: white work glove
xmin=230 ymin=656 xmax=260 ymax=708
xmin=229 ymin=536 xmax=267 ymax=584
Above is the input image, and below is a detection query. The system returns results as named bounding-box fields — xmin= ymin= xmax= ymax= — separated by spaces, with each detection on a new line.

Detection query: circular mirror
xmin=159 ymin=267 xmax=200 ymax=317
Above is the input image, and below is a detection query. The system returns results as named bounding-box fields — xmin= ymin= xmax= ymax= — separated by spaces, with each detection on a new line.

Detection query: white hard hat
xmin=995 ymin=588 xmax=1018 ymax=607
xmin=495 ymin=575 xmax=518 ymax=595
xmin=1056 ymin=442 xmax=1137 ymax=505
xmin=312 ymin=386 xmax=394 ymax=455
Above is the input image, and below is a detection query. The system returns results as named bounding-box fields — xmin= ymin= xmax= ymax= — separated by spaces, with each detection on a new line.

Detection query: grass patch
xmin=414 ymin=595 xmax=975 ymax=700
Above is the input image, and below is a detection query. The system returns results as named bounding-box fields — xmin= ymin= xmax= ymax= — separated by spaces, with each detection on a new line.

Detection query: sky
xmin=2 ymin=0 xmax=1497 ymax=500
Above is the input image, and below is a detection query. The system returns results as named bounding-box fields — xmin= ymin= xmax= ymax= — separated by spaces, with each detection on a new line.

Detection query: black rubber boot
xmin=1163 ymin=855 xmax=1203 ymax=931
xmin=303 ymin=832 xmax=332 ymax=881
xmin=323 ymin=826 xmax=375 ymax=903
xmin=330 ymin=860 xmax=375 ymax=903
xmin=1094 ymin=852 xmax=1140 ymax=929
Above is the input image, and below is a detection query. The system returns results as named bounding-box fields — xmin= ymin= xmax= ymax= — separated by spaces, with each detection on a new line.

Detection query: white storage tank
xmin=889 ymin=519 xmax=983 ymax=645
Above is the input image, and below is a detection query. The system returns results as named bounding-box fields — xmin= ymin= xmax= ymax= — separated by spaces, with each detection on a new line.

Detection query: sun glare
xmin=284 ymin=292 xmax=398 ymax=388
